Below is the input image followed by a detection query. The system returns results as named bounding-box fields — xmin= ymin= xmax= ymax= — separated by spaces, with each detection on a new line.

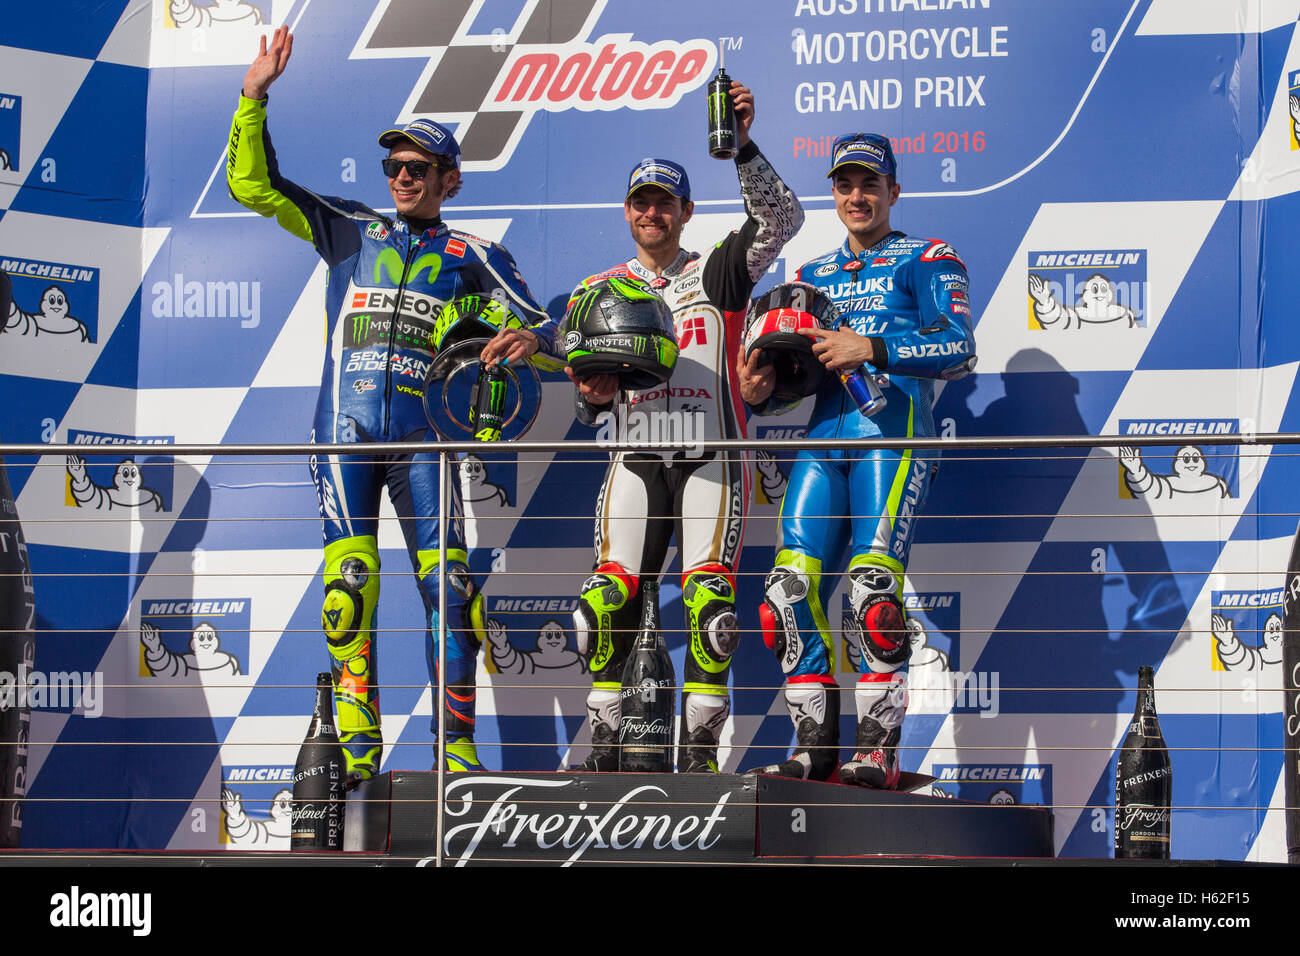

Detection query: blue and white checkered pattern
xmin=3 ymin=0 xmax=1299 ymax=860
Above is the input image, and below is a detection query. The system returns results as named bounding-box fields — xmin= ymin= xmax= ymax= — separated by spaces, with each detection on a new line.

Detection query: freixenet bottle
xmin=291 ymin=673 xmax=345 ymax=851
xmin=706 ymin=65 xmax=738 ymax=160
xmin=1114 ymin=665 xmax=1172 ymax=860
xmin=618 ymin=580 xmax=676 ymax=771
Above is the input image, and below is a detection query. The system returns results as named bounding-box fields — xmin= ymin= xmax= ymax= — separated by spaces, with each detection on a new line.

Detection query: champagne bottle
xmin=291 ymin=673 xmax=345 ymax=851
xmin=618 ymin=580 xmax=676 ymax=771
xmin=1114 ymin=666 xmax=1172 ymax=859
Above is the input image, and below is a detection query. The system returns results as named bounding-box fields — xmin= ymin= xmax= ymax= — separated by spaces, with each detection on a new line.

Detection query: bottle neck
xmin=638 ymin=581 xmax=661 ymax=646
xmin=1138 ymin=687 xmax=1157 ymax=716
xmin=310 ymin=677 xmax=333 ymax=731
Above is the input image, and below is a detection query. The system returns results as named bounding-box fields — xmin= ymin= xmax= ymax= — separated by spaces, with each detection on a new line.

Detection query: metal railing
xmin=1 ymin=430 xmax=1296 ymax=864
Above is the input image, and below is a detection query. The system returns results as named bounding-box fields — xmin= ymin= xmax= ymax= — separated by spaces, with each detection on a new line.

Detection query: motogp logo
xmin=355 ymin=0 xmax=716 ymax=170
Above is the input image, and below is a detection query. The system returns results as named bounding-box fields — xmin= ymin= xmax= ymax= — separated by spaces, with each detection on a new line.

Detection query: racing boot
xmin=574 ymin=565 xmax=638 ymax=772
xmin=748 ymin=677 xmax=840 ymax=781
xmin=330 ymin=657 xmax=382 ymax=788
xmin=434 ymin=735 xmax=485 ymax=773
xmin=678 ymin=689 xmax=729 ymax=772
xmin=839 ymin=673 xmax=906 ymax=789
xmin=678 ymin=566 xmax=738 ymax=773
xmin=579 ymin=687 xmax=620 ymax=771
xmin=322 ymin=546 xmax=383 ymax=786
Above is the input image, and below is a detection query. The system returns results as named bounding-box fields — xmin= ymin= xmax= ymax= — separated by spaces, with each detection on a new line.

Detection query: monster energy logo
xmin=346 ymin=311 xmax=437 ymax=349
xmin=605 ymin=276 xmax=660 ymax=302
xmin=373 ymin=248 xmax=443 ymax=287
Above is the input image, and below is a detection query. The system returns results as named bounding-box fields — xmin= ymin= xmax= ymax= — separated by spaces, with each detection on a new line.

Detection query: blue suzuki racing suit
xmin=755 ymin=231 xmax=975 ymax=784
xmin=228 ymin=96 xmax=560 ymax=778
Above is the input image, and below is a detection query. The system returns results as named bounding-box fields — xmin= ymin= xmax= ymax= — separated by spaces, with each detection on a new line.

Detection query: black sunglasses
xmin=381 ymin=158 xmax=435 ymax=180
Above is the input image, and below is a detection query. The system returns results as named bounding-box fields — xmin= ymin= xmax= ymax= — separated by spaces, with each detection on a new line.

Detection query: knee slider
xmin=763 ymin=564 xmax=811 ymax=673
xmin=323 ymin=551 xmax=379 ymax=656
xmin=683 ymin=565 xmax=738 ymax=665
xmin=848 ymin=566 xmax=909 ymax=671
xmin=446 ymin=562 xmax=484 ymax=646
xmin=574 ymin=562 xmax=635 ymax=662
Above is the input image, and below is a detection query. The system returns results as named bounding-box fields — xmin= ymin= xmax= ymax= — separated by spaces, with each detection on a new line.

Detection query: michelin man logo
xmin=1290 ymin=91 xmax=1299 ymax=150
xmin=1211 ymin=611 xmax=1283 ymax=671
xmin=486 ymin=617 xmax=587 ymax=677
xmin=221 ymin=787 xmax=290 ymax=849
xmin=4 ymin=284 xmax=90 ymax=340
xmin=66 ymin=457 xmax=165 ymax=511
xmin=1028 ymin=272 xmax=1137 ymax=329
xmin=459 ymin=453 xmax=511 ymax=507
xmin=0 ymin=149 xmax=9 ymax=171
xmin=755 ymin=448 xmax=788 ymax=503
xmin=169 ymin=0 xmax=264 ymax=27
xmin=1119 ymin=444 xmax=1230 ymax=499
xmin=140 ymin=621 xmax=243 ymax=678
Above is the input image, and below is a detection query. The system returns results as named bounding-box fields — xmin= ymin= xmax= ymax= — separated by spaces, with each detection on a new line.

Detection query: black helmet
xmin=744 ymin=282 xmax=839 ymax=402
xmin=561 ymin=276 xmax=678 ymax=390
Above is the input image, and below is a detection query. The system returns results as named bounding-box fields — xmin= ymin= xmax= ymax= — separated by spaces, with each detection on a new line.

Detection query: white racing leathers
xmin=570 ymin=142 xmax=803 ymax=771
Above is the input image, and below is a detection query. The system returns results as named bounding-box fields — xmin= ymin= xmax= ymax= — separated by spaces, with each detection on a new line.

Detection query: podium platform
xmin=343 ymin=770 xmax=1054 ymax=864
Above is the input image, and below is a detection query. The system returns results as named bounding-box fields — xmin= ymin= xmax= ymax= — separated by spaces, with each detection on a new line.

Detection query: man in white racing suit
xmin=567 ymin=80 xmax=804 ymax=772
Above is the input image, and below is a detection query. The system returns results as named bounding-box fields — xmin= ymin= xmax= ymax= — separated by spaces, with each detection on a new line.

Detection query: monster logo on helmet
xmin=562 ymin=276 xmax=679 ymax=390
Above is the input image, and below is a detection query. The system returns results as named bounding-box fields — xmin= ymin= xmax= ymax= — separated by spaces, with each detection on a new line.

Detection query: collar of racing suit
xmin=396 ymin=215 xmax=445 ymax=237
xmin=625 ymin=248 xmax=698 ymax=289
xmin=838 ymin=229 xmax=906 ymax=263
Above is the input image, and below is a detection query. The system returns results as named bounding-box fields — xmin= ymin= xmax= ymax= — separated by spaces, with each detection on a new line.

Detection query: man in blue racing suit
xmin=228 ymin=28 xmax=560 ymax=780
xmin=740 ymin=133 xmax=976 ymax=788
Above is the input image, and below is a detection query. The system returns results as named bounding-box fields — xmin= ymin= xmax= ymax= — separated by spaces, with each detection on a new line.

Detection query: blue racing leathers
xmin=227 ymin=95 xmax=560 ymax=777
xmin=754 ymin=230 xmax=975 ymax=783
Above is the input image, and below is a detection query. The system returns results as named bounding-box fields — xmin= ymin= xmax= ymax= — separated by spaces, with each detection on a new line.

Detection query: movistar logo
xmin=373 ymin=248 xmax=443 ymax=287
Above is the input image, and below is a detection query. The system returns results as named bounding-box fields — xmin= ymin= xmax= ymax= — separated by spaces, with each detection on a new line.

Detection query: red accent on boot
xmin=595 ymin=561 xmax=638 ymax=599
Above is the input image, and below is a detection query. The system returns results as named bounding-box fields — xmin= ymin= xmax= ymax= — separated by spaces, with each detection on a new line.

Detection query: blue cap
xmin=626 ymin=158 xmax=691 ymax=202
xmin=827 ymin=133 xmax=896 ymax=178
xmin=378 ymin=119 xmax=462 ymax=169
